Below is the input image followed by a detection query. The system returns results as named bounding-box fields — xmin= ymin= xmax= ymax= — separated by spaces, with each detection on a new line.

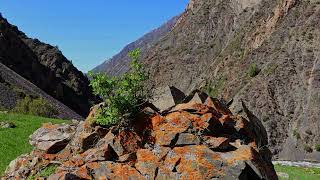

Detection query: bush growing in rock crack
xmin=88 ymin=48 xmax=149 ymax=127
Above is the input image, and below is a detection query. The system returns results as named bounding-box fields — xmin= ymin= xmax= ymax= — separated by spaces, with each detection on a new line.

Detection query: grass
xmin=38 ymin=164 xmax=58 ymax=178
xmin=0 ymin=113 xmax=68 ymax=176
xmin=275 ymin=165 xmax=320 ymax=180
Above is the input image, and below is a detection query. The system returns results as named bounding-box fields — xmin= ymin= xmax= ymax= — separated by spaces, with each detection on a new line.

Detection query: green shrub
xmin=12 ymin=96 xmax=58 ymax=118
xmin=315 ymin=144 xmax=320 ymax=152
xmin=248 ymin=63 xmax=260 ymax=77
xmin=293 ymin=129 xmax=301 ymax=139
xmin=88 ymin=48 xmax=149 ymax=127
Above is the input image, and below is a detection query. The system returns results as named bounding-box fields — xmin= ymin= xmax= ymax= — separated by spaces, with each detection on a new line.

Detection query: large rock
xmin=29 ymin=123 xmax=76 ymax=154
xmin=3 ymin=92 xmax=278 ymax=180
xmin=151 ymin=86 xmax=186 ymax=111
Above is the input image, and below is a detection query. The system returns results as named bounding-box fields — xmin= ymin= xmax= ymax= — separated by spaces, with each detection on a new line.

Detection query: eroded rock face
xmin=3 ymin=94 xmax=278 ymax=180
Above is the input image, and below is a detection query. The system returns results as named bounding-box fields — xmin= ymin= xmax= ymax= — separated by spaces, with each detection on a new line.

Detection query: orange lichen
xmin=75 ymin=165 xmax=92 ymax=180
xmin=151 ymin=115 xmax=166 ymax=129
xmin=42 ymin=123 xmax=58 ymax=130
xmin=225 ymin=146 xmax=254 ymax=165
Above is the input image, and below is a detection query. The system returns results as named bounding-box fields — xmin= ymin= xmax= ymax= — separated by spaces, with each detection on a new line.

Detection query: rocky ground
xmin=2 ymin=91 xmax=278 ymax=180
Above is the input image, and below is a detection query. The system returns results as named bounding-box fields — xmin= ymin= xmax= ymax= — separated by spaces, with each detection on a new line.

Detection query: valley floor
xmin=0 ymin=113 xmax=68 ymax=175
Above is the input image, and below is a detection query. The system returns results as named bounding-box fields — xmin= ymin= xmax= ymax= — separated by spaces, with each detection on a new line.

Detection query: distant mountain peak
xmin=92 ymin=15 xmax=181 ymax=75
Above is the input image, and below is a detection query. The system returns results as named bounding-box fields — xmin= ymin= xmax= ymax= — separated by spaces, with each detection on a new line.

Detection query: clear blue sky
xmin=0 ymin=0 xmax=189 ymax=72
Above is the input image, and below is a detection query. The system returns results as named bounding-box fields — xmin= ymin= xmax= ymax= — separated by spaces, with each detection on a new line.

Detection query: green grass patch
xmin=0 ymin=113 xmax=68 ymax=176
xmin=275 ymin=165 xmax=320 ymax=180
xmin=37 ymin=164 xmax=58 ymax=178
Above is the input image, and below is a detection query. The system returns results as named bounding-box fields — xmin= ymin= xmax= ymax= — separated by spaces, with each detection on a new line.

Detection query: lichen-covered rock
xmin=3 ymin=92 xmax=278 ymax=180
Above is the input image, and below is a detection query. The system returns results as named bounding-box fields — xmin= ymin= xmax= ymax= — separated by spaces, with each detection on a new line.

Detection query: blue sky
xmin=0 ymin=0 xmax=189 ymax=72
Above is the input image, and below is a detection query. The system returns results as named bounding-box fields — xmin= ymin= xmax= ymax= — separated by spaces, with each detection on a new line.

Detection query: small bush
xmin=88 ymin=49 xmax=149 ymax=127
xmin=248 ymin=63 xmax=260 ymax=77
xmin=12 ymin=96 xmax=58 ymax=118
xmin=39 ymin=164 xmax=58 ymax=177
xmin=304 ymin=145 xmax=313 ymax=153
xmin=315 ymin=144 xmax=320 ymax=152
xmin=293 ymin=129 xmax=301 ymax=139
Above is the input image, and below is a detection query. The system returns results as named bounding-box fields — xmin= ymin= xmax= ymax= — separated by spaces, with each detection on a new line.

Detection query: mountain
xmin=106 ymin=0 xmax=320 ymax=161
xmin=0 ymin=14 xmax=98 ymax=117
xmin=92 ymin=15 xmax=180 ymax=75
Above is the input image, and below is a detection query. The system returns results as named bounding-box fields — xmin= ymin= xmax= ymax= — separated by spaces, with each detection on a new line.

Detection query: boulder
xmin=151 ymin=86 xmax=186 ymax=111
xmin=4 ymin=90 xmax=278 ymax=180
xmin=29 ymin=123 xmax=76 ymax=154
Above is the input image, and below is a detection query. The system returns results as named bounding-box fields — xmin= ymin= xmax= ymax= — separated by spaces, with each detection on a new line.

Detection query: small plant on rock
xmin=248 ymin=63 xmax=260 ymax=77
xmin=293 ymin=129 xmax=301 ymax=139
xmin=88 ymin=48 xmax=149 ymax=127
xmin=315 ymin=144 xmax=320 ymax=152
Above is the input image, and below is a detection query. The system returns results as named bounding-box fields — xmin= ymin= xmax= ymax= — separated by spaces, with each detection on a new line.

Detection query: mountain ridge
xmin=92 ymin=15 xmax=180 ymax=75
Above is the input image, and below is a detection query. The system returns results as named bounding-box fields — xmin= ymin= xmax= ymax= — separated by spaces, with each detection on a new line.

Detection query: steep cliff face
xmin=92 ymin=16 xmax=180 ymax=75
xmin=0 ymin=15 xmax=98 ymax=117
xmin=141 ymin=0 xmax=320 ymax=161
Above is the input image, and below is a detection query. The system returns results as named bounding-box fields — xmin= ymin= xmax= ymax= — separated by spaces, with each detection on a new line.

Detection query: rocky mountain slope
xmin=2 ymin=93 xmax=278 ymax=180
xmin=0 ymin=14 xmax=98 ymax=117
xmin=105 ymin=0 xmax=320 ymax=161
xmin=92 ymin=16 xmax=180 ymax=75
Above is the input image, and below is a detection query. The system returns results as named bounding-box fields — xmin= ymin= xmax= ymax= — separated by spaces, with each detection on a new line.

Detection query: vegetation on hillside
xmin=12 ymin=96 xmax=58 ymax=118
xmin=0 ymin=113 xmax=67 ymax=175
xmin=88 ymin=49 xmax=149 ymax=127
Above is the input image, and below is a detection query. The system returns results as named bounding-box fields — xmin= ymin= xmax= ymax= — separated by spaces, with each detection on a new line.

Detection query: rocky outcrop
xmin=0 ymin=16 xmax=98 ymax=117
xmin=2 ymin=91 xmax=278 ymax=180
xmin=92 ymin=16 xmax=180 ymax=76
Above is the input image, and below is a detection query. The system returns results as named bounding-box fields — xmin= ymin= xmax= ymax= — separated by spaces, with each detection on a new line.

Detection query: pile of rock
xmin=2 ymin=89 xmax=278 ymax=180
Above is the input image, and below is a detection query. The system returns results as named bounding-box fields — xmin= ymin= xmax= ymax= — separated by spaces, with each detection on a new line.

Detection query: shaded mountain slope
xmin=92 ymin=15 xmax=180 ymax=75
xmin=0 ymin=62 xmax=82 ymax=119
xmin=0 ymin=15 xmax=98 ymax=117
xmin=139 ymin=0 xmax=320 ymax=161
